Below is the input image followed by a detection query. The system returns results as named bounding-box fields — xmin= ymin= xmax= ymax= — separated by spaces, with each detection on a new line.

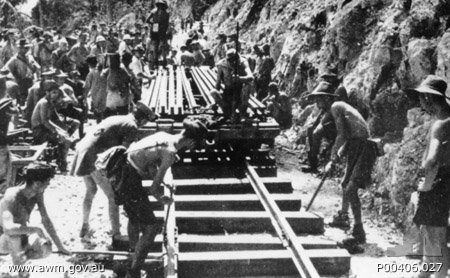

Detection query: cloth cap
xmin=96 ymin=35 xmax=106 ymax=43
xmin=135 ymin=101 xmax=156 ymax=121
xmin=406 ymin=75 xmax=449 ymax=104
xmin=23 ymin=162 xmax=56 ymax=181
xmin=308 ymin=81 xmax=338 ymax=97
xmin=262 ymin=44 xmax=270 ymax=53
xmin=183 ymin=119 xmax=208 ymax=141
xmin=86 ymin=55 xmax=98 ymax=65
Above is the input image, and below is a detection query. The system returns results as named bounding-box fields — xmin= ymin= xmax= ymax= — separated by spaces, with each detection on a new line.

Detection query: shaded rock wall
xmin=200 ymin=0 xmax=450 ymax=226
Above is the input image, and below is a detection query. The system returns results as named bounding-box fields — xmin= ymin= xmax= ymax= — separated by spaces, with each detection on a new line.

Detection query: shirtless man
xmin=98 ymin=119 xmax=208 ymax=278
xmin=407 ymin=75 xmax=450 ymax=278
xmin=0 ymin=162 xmax=70 ymax=271
xmin=31 ymin=80 xmax=72 ymax=172
xmin=310 ymin=82 xmax=378 ymax=244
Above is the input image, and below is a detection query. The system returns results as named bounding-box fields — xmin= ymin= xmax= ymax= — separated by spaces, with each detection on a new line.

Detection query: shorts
xmin=418 ymin=225 xmax=447 ymax=257
xmin=123 ymin=198 xmax=157 ymax=226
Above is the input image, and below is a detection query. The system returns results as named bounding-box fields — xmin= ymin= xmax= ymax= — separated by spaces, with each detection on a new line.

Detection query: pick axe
xmin=306 ymin=173 xmax=328 ymax=211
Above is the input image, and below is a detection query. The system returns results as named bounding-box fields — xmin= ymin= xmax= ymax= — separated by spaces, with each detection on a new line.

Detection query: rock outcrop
xmin=200 ymin=0 xmax=450 ymax=226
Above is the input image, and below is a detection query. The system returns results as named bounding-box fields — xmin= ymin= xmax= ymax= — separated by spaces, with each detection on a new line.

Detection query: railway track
xmin=112 ymin=145 xmax=351 ymax=278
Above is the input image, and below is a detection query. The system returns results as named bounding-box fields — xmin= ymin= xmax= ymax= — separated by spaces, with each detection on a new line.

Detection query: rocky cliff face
xmin=200 ymin=0 xmax=450 ymax=226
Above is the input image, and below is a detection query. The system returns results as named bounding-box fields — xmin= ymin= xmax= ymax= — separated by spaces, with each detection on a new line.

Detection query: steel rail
xmin=180 ymin=66 xmax=197 ymax=109
xmin=159 ymin=70 xmax=168 ymax=115
xmin=194 ymin=67 xmax=216 ymax=103
xmin=175 ymin=67 xmax=184 ymax=115
xmin=245 ymin=161 xmax=321 ymax=278
xmin=168 ymin=66 xmax=175 ymax=115
xmin=190 ymin=68 xmax=213 ymax=105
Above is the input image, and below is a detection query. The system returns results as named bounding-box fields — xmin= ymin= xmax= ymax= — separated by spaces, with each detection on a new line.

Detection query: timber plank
xmin=143 ymin=177 xmax=293 ymax=194
xmin=152 ymin=211 xmax=324 ymax=235
xmin=174 ymin=249 xmax=350 ymax=277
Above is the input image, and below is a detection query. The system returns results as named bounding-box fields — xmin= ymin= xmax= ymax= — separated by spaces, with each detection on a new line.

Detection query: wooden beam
xmin=145 ymin=177 xmax=293 ymax=194
xmin=180 ymin=66 xmax=197 ymax=109
xmin=175 ymin=67 xmax=184 ymax=115
xmin=152 ymin=210 xmax=324 ymax=235
xmin=172 ymin=249 xmax=350 ymax=277
xmin=112 ymin=234 xmax=337 ymax=253
xmin=158 ymin=70 xmax=168 ymax=115
xmin=148 ymin=194 xmax=301 ymax=211
xmin=168 ymin=66 xmax=175 ymax=115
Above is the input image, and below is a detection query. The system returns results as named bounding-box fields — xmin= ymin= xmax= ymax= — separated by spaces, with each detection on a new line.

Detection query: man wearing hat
xmin=406 ymin=75 xmax=450 ymax=278
xmin=52 ymin=39 xmax=72 ymax=74
xmin=0 ymin=29 xmax=17 ymax=68
xmin=31 ymin=80 xmax=74 ymax=172
xmin=303 ymin=81 xmax=338 ymax=173
xmin=36 ymin=31 xmax=56 ymax=71
xmin=180 ymin=45 xmax=195 ymax=67
xmin=130 ymin=45 xmax=155 ymax=83
xmin=319 ymin=68 xmax=348 ymax=103
xmin=254 ymin=44 xmax=275 ymax=100
xmin=0 ymin=162 xmax=70 ymax=270
xmin=24 ymin=70 xmax=56 ymax=125
xmin=90 ymin=35 xmax=107 ymax=68
xmin=213 ymin=48 xmax=254 ymax=122
xmin=310 ymin=81 xmax=377 ymax=245
xmin=2 ymin=39 xmax=40 ymax=105
xmin=119 ymin=34 xmax=133 ymax=57
xmin=67 ymin=33 xmax=90 ymax=80
xmin=146 ymin=0 xmax=170 ymax=67
xmin=191 ymin=40 xmax=205 ymax=66
xmin=214 ymin=33 xmax=227 ymax=64
xmin=103 ymin=118 xmax=207 ymax=278
xmin=262 ymin=82 xmax=292 ymax=129
xmin=71 ymin=101 xmax=156 ymax=238
xmin=0 ymin=77 xmax=18 ymax=194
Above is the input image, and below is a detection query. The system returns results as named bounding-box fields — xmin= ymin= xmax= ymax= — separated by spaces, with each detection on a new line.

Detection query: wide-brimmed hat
xmin=123 ymin=34 xmax=132 ymax=41
xmin=23 ymin=162 xmax=56 ymax=181
xmin=55 ymin=71 xmax=68 ymax=78
xmin=41 ymin=70 xmax=56 ymax=78
xmin=308 ymin=82 xmax=338 ymax=98
xmin=405 ymin=75 xmax=449 ymax=104
xmin=135 ymin=101 xmax=156 ymax=121
xmin=183 ymin=119 xmax=208 ymax=141
xmin=155 ymin=0 xmax=168 ymax=7
xmin=133 ymin=45 xmax=145 ymax=53
xmin=16 ymin=38 xmax=32 ymax=48
xmin=96 ymin=35 xmax=106 ymax=43
xmin=43 ymin=31 xmax=53 ymax=39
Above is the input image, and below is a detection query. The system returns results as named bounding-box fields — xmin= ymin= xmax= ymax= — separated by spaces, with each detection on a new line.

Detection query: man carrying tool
xmin=213 ymin=48 xmax=254 ymax=123
xmin=309 ymin=82 xmax=378 ymax=246
xmin=96 ymin=119 xmax=208 ymax=278
xmin=0 ymin=162 xmax=70 ymax=275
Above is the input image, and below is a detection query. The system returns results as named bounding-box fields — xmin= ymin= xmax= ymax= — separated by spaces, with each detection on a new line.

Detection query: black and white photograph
xmin=0 ymin=0 xmax=449 ymax=277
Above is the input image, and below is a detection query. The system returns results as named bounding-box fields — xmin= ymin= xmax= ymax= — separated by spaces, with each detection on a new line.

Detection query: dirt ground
xmin=0 ymin=130 xmax=428 ymax=278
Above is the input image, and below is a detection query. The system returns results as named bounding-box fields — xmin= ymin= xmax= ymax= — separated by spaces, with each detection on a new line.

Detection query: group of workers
xmin=0 ymin=1 xmax=447 ymax=278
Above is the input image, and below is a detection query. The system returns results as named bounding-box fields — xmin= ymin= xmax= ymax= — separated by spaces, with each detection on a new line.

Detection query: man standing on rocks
xmin=407 ymin=75 xmax=450 ymax=278
xmin=71 ymin=102 xmax=156 ymax=238
xmin=310 ymin=81 xmax=378 ymax=245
